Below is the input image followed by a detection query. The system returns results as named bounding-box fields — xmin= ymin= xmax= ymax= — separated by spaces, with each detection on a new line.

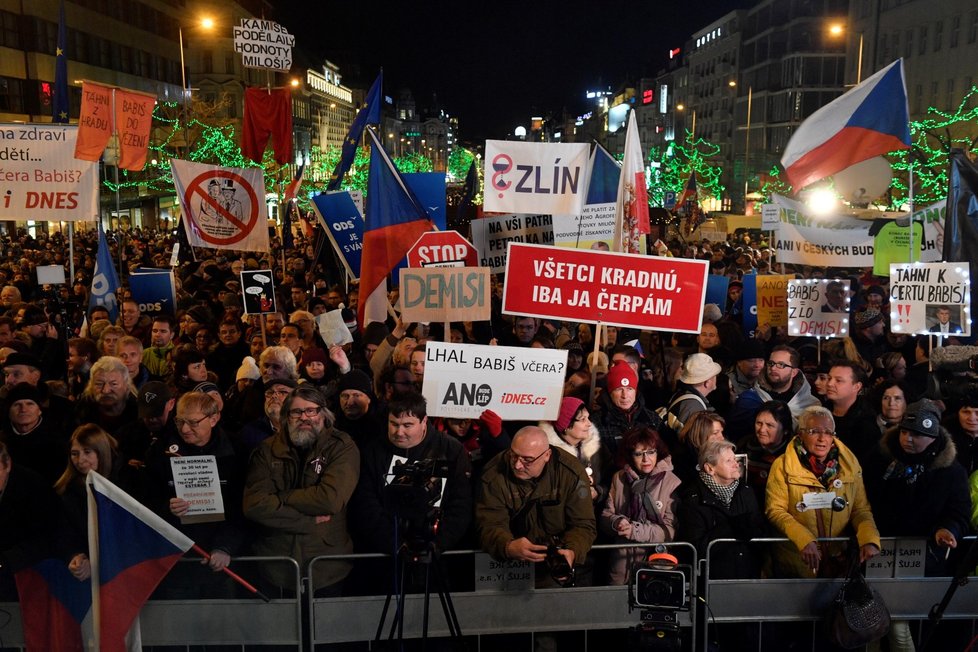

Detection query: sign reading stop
xmin=406 ymin=231 xmax=479 ymax=268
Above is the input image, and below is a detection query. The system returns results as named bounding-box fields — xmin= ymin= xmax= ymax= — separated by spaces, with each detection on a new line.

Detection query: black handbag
xmin=827 ymin=554 xmax=891 ymax=649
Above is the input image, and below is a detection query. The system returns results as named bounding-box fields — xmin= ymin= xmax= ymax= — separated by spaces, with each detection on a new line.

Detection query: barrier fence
xmin=1 ymin=537 xmax=975 ymax=651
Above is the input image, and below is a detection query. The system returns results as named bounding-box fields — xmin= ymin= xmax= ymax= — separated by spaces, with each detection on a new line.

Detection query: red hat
xmin=606 ymin=360 xmax=637 ymax=392
xmin=555 ymin=396 xmax=584 ymax=432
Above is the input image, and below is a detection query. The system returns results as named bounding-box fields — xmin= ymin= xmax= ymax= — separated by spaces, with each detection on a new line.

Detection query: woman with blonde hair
xmin=673 ymin=411 xmax=726 ymax=483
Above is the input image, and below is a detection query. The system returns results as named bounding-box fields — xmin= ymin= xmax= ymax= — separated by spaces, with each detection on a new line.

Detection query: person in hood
xmin=540 ymin=396 xmax=612 ymax=508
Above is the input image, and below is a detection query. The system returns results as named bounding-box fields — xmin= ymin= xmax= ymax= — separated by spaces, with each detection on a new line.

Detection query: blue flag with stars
xmin=52 ymin=0 xmax=69 ymax=123
xmin=327 ymin=71 xmax=382 ymax=191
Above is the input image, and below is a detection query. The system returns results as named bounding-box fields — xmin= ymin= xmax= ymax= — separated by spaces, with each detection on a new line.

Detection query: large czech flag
xmin=780 ymin=59 xmax=910 ymax=190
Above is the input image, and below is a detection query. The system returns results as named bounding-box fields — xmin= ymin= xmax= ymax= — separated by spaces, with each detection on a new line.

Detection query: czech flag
xmin=15 ymin=558 xmax=90 ymax=651
xmin=357 ymin=126 xmax=434 ymax=326
xmin=87 ymin=471 xmax=193 ymax=651
xmin=780 ymin=59 xmax=910 ymax=190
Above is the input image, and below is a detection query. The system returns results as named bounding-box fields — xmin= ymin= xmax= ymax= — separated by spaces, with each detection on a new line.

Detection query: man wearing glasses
xmin=729 ymin=345 xmax=820 ymax=432
xmin=244 ymin=384 xmax=360 ymax=596
xmin=475 ymin=426 xmax=596 ymax=587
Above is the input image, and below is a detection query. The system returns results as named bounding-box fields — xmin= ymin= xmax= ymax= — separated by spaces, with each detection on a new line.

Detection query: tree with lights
xmin=646 ymin=132 xmax=725 ymax=210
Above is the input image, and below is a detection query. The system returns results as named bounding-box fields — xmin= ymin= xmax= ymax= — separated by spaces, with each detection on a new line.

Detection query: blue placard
xmin=706 ymin=275 xmax=730 ymax=308
xmin=129 ymin=268 xmax=176 ymax=316
xmin=311 ymin=191 xmax=365 ymax=280
xmin=741 ymin=273 xmax=758 ymax=337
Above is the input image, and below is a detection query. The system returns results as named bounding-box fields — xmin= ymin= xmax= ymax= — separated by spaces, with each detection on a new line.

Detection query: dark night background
xmin=271 ymin=1 xmax=750 ymax=143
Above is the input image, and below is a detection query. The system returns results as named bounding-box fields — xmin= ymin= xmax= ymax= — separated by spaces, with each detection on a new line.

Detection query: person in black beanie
xmin=332 ymin=369 xmax=387 ymax=447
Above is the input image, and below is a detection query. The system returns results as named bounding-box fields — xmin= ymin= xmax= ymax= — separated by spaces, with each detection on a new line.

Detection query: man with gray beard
xmin=243 ymin=384 xmax=359 ymax=596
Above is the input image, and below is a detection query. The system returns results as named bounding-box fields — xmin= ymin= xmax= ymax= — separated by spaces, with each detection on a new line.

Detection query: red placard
xmin=502 ymin=243 xmax=709 ymax=333
xmin=407 ymin=230 xmax=479 ymax=268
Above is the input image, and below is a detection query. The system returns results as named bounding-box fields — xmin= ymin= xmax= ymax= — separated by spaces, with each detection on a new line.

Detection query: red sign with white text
xmin=502 ymin=243 xmax=709 ymax=333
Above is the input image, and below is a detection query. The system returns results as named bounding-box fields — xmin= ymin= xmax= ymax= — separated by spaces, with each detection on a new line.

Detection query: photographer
xmin=351 ymin=391 xmax=472 ymax=554
xmin=476 ymin=426 xmax=597 ymax=588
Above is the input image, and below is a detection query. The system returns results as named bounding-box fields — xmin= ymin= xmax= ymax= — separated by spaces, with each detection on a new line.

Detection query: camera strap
xmin=641 ymin=490 xmax=662 ymax=525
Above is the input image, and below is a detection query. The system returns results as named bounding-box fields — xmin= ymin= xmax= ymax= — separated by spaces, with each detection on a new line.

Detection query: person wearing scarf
xmin=599 ymin=426 xmax=681 ymax=584
xmin=766 ymin=405 xmax=880 ymax=579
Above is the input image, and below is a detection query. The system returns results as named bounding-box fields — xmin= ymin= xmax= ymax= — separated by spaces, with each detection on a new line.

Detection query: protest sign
xmin=889 ymin=262 xmax=971 ymax=336
xmin=233 ymin=19 xmax=294 ymax=71
xmin=503 ymin=243 xmax=708 ymax=333
xmin=761 ymin=203 xmax=779 ymax=230
xmin=0 ymin=124 xmax=98 ymax=221
xmin=741 ymin=273 xmax=758 ymax=338
xmin=483 ymin=141 xmax=589 ymax=215
xmin=786 ymin=279 xmax=851 ymax=338
xmin=399 ymin=267 xmax=490 ymax=323
xmin=129 ymin=268 xmax=176 ymax=316
xmin=422 ymin=342 xmax=566 ymax=420
xmin=755 ymin=274 xmax=792 ymax=328
xmin=315 ymin=309 xmax=354 ymax=347
xmin=169 ymin=456 xmax=225 ymax=524
xmin=240 ymin=270 xmax=276 ymax=314
xmin=552 ymin=203 xmax=616 ymax=250
xmin=311 ymin=191 xmax=364 ymax=279
xmin=470 ymin=214 xmax=554 ymax=272
xmin=706 ymin=275 xmax=730 ymax=308
xmin=872 ymin=202 xmax=945 ymax=274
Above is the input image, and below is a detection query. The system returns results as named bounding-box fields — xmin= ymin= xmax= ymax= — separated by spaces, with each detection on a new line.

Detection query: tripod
xmin=375 ymin=535 xmax=465 ymax=651
xmin=919 ymin=536 xmax=978 ymax=651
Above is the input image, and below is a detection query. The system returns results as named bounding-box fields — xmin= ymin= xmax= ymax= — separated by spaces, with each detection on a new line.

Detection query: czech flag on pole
xmin=358 ymin=126 xmax=434 ymax=326
xmin=780 ymin=59 xmax=910 ymax=190
xmin=87 ymin=471 xmax=193 ymax=651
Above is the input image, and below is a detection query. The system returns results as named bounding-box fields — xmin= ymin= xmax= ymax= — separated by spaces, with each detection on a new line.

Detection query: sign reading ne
xmin=755 ymin=274 xmax=792 ymax=328
xmin=470 ymin=214 xmax=554 ymax=272
xmin=233 ymin=19 xmax=294 ymax=72
xmin=398 ymin=267 xmax=490 ymax=323
xmin=422 ymin=342 xmax=566 ymax=421
xmin=0 ymin=124 xmax=98 ymax=221
xmin=787 ymin=279 xmax=851 ymax=338
xmin=889 ymin=262 xmax=971 ymax=336
xmin=503 ymin=243 xmax=709 ymax=333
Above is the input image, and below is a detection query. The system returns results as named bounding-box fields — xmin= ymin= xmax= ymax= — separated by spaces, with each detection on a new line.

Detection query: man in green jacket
xmin=476 ymin=426 xmax=596 ymax=587
xmin=243 ymin=384 xmax=360 ymax=596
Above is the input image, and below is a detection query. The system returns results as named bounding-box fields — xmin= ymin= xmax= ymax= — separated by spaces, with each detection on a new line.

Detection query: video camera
xmin=385 ymin=458 xmax=450 ymax=553
xmin=627 ymin=551 xmax=692 ymax=652
xmin=927 ymin=345 xmax=978 ymax=405
xmin=545 ymin=536 xmax=575 ymax=587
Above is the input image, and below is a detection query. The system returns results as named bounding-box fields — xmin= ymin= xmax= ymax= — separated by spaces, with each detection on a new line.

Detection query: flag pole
xmin=907 ymin=149 xmax=915 ymax=263
xmin=68 ymin=222 xmax=75 ymax=284
xmin=191 ymin=545 xmax=270 ymax=602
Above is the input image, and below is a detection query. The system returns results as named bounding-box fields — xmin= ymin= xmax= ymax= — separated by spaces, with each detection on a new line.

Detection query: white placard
xmin=470 ymin=213 xmax=554 ymax=273
xmin=761 ymin=203 xmax=779 ymax=231
xmin=474 ymin=552 xmax=535 ymax=592
xmin=786 ymin=279 xmax=851 ymax=338
xmin=421 ymin=342 xmax=567 ymax=420
xmin=315 ymin=308 xmax=354 ymax=347
xmin=889 ymin=262 xmax=971 ymax=336
xmin=893 ymin=538 xmax=927 ymax=578
xmin=232 ymin=19 xmax=294 ymax=72
xmin=552 ymin=203 xmax=617 ymax=250
xmin=483 ymin=141 xmax=589 ymax=215
xmin=170 ymin=455 xmax=225 ymax=524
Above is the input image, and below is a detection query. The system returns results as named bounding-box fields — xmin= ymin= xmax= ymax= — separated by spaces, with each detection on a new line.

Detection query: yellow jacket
xmin=765 ymin=437 xmax=880 ymax=578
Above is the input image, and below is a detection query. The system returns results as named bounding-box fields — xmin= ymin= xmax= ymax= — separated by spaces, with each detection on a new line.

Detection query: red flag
xmin=74 ymin=81 xmax=113 ymax=161
xmin=242 ymin=87 xmax=293 ymax=164
xmin=115 ymin=89 xmax=155 ymax=171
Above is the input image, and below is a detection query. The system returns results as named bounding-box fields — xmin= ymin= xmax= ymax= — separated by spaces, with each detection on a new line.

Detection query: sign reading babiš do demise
xmin=503 ymin=243 xmax=709 ymax=333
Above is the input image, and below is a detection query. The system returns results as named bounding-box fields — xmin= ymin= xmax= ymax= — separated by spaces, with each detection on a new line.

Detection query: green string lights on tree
xmin=646 ymin=131 xmax=725 ymax=207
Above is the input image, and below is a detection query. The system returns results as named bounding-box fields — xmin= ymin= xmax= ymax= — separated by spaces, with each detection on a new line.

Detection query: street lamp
xmin=178 ymin=17 xmax=215 ymax=102
xmin=828 ymin=22 xmax=863 ymax=84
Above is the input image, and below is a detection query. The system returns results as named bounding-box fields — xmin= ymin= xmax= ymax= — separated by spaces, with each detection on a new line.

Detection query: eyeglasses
xmin=264 ymin=388 xmax=291 ymax=398
xmin=288 ymin=406 xmax=323 ymax=420
xmin=632 ymin=449 xmax=657 ymax=459
xmin=175 ymin=415 xmax=214 ymax=430
xmin=766 ymin=361 xmax=795 ymax=370
xmin=802 ymin=428 xmax=835 ymax=437
xmin=509 ymin=448 xmax=549 ymax=467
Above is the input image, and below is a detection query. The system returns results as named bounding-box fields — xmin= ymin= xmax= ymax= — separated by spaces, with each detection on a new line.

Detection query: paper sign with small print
xmin=889 ymin=262 xmax=971 ymax=336
xmin=755 ymin=274 xmax=791 ymax=328
xmin=787 ymin=279 xmax=851 ymax=339
xmin=474 ymin=552 xmax=534 ymax=592
xmin=398 ymin=267 xmax=490 ymax=323
xmin=314 ymin=308 xmax=354 ymax=347
xmin=893 ymin=538 xmax=927 ymax=578
xmin=240 ymin=269 xmax=276 ymax=314
xmin=422 ymin=342 xmax=567 ymax=420
xmin=170 ymin=455 xmax=225 ymax=524
xmin=470 ymin=213 xmax=555 ymax=273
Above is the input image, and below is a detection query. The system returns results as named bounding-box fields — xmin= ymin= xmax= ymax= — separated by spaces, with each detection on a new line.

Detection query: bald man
xmin=475 ymin=426 xmax=596 ymax=586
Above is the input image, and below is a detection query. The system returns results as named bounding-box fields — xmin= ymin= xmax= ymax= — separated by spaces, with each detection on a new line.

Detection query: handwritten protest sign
xmin=755 ymin=274 xmax=792 ymax=328
xmin=787 ymin=279 xmax=851 ymax=338
xmin=170 ymin=456 xmax=225 ymax=524
xmin=421 ymin=342 xmax=566 ymax=420
xmin=890 ymin=262 xmax=971 ymax=336
xmin=503 ymin=243 xmax=708 ymax=333
xmin=470 ymin=213 xmax=554 ymax=272
xmin=399 ymin=267 xmax=490 ymax=323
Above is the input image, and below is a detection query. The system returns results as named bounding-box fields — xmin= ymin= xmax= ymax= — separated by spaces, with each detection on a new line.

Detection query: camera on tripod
xmin=627 ymin=551 xmax=692 ymax=652
xmin=384 ymin=458 xmax=450 ymax=553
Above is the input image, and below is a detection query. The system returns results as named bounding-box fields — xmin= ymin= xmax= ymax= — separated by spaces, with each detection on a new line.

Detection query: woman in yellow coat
xmin=765 ymin=405 xmax=880 ymax=578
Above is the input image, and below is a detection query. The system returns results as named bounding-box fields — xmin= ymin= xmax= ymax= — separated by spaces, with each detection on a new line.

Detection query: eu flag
xmin=52 ymin=0 xmax=69 ymax=123
xmin=327 ymin=72 xmax=383 ymax=191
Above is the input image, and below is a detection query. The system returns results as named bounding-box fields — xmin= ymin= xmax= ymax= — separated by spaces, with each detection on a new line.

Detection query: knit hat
xmin=302 ymin=347 xmax=329 ymax=366
xmin=736 ymin=339 xmax=767 ymax=362
xmin=680 ymin=353 xmax=723 ymax=385
xmin=6 ymin=381 xmax=44 ymax=406
xmin=854 ymin=308 xmax=883 ymax=329
xmin=702 ymin=304 xmax=723 ymax=324
xmin=2 ymin=351 xmax=42 ymax=371
xmin=606 ymin=359 xmax=638 ymax=392
xmin=900 ymin=399 xmax=942 ymax=438
xmin=236 ymin=356 xmax=260 ymax=382
xmin=138 ymin=381 xmax=172 ymax=419
xmin=337 ymin=369 xmax=373 ymax=397
xmin=588 ymin=351 xmax=609 ymax=374
xmin=555 ymin=396 xmax=584 ymax=432
xmin=192 ymin=381 xmax=221 ymax=396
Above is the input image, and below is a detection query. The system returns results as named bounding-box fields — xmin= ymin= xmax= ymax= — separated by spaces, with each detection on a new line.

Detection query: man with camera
xmin=351 ymin=391 xmax=472 ymax=555
xmin=476 ymin=426 xmax=596 ymax=588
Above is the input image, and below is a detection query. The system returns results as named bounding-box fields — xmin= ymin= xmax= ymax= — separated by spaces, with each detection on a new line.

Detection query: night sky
xmin=271 ymin=1 xmax=749 ymax=144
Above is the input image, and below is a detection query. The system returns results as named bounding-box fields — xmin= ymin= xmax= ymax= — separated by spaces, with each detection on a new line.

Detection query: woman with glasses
xmin=766 ymin=405 xmax=880 ymax=578
xmin=541 ymin=396 xmax=612 ymax=507
xmin=600 ymin=426 xmax=681 ymax=584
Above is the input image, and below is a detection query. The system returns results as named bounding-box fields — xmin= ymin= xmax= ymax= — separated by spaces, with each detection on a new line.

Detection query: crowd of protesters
xmin=1 ymin=226 xmax=977 ymax=647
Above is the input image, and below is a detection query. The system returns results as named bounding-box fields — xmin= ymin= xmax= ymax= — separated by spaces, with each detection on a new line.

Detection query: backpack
xmin=655 ymin=392 xmax=707 ymax=433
